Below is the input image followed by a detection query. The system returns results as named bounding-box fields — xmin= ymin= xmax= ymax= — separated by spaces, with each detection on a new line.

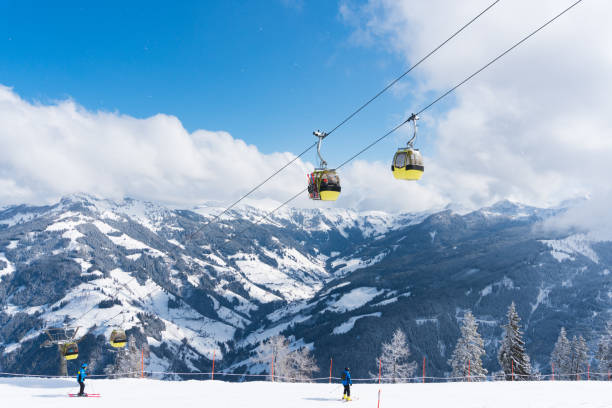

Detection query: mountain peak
xmin=59 ymin=192 xmax=104 ymax=205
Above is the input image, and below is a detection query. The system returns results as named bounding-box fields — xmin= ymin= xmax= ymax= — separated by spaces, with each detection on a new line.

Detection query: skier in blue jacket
xmin=341 ymin=367 xmax=352 ymax=401
xmin=77 ymin=363 xmax=87 ymax=396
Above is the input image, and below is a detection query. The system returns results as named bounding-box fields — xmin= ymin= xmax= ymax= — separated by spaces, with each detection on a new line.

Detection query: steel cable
xmin=185 ymin=0 xmax=500 ymax=241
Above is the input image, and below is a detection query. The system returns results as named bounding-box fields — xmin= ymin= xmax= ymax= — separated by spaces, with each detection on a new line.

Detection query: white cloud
xmin=543 ymin=192 xmax=612 ymax=242
xmin=339 ymin=0 xmax=612 ymax=222
xmin=337 ymin=159 xmax=446 ymax=213
xmin=4 ymin=0 xmax=611 ymax=220
xmin=0 ymin=85 xmax=443 ymax=214
xmin=0 ymin=85 xmax=312 ymax=208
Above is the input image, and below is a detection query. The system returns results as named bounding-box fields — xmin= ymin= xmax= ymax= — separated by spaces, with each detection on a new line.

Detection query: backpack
xmin=341 ymin=372 xmax=346 ymax=380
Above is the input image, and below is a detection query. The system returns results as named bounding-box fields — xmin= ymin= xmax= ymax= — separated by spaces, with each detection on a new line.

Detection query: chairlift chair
xmin=308 ymin=130 xmax=341 ymax=201
xmin=391 ymin=114 xmax=424 ymax=180
xmin=62 ymin=342 xmax=79 ymax=360
xmin=109 ymin=329 xmax=127 ymax=348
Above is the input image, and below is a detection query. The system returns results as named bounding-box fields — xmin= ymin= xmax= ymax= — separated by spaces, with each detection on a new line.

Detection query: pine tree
xmin=569 ymin=335 xmax=589 ymax=380
xmin=376 ymin=329 xmax=417 ymax=383
xmin=448 ymin=311 xmax=488 ymax=381
xmin=550 ymin=327 xmax=572 ymax=379
xmin=595 ymin=322 xmax=612 ymax=378
xmin=498 ymin=302 xmax=532 ymax=380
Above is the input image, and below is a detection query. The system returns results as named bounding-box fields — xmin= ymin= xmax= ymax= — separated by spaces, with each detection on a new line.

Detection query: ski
xmin=68 ymin=393 xmax=101 ymax=397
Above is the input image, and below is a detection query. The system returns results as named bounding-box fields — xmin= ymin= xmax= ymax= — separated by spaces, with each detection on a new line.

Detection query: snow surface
xmin=0 ymin=378 xmax=610 ymax=408
xmin=233 ymin=249 xmax=327 ymax=301
xmin=325 ymin=287 xmax=384 ymax=313
xmin=242 ymin=313 xmax=310 ymax=346
xmin=332 ymin=312 xmax=381 ymax=334
xmin=530 ymin=285 xmax=552 ymax=314
xmin=541 ymin=234 xmax=600 ymax=264
xmin=415 ymin=318 xmax=439 ymax=326
xmin=0 ymin=252 xmax=15 ymax=281
xmin=92 ymin=220 xmax=118 ymax=234
xmin=0 ymin=211 xmax=37 ymax=227
xmin=371 ymin=297 xmax=398 ymax=307
xmin=266 ymin=300 xmax=311 ymax=323
xmin=6 ymin=240 xmax=18 ymax=249
xmin=331 ymin=251 xmax=388 ymax=275
xmin=167 ymin=239 xmax=185 ymax=249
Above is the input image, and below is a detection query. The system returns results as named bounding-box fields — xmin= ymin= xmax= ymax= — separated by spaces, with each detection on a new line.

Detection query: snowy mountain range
xmin=0 ymin=194 xmax=610 ymax=378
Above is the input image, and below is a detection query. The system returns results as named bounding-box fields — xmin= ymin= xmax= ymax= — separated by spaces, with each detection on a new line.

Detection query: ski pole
xmin=327 ymin=384 xmax=341 ymax=394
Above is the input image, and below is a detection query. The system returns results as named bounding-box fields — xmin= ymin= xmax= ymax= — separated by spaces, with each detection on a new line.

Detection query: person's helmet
xmin=81 ymin=363 xmax=88 ymax=368
xmin=345 ymin=367 xmax=350 ymax=371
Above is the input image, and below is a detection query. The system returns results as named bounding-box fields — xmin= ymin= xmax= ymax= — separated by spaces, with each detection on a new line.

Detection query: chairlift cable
xmin=414 ymin=0 xmax=584 ymax=118
xmin=342 ymin=0 xmax=585 ymax=169
xmin=220 ymin=0 xmax=585 ymax=236
xmin=185 ymin=1 xmax=500 ymax=240
xmin=72 ymin=267 xmax=146 ymax=326
xmin=185 ymin=142 xmax=317 ymax=242
xmin=325 ymin=0 xmax=501 ymax=137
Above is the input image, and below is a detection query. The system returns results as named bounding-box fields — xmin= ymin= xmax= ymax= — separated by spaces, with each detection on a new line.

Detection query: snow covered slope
xmin=232 ymin=204 xmax=612 ymax=379
xmin=0 ymin=194 xmax=609 ymax=381
xmin=0 ymin=377 xmax=610 ymax=408
xmin=0 ymin=194 xmax=409 ymax=375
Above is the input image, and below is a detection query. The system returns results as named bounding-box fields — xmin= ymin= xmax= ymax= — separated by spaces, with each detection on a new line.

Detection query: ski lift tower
xmin=41 ymin=326 xmax=81 ymax=376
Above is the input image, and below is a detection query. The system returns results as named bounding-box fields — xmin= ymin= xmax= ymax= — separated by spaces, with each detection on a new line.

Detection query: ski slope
xmin=0 ymin=377 xmax=610 ymax=407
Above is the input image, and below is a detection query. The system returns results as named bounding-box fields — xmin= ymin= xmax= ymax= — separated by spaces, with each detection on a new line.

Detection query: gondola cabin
xmin=62 ymin=343 xmax=79 ymax=360
xmin=110 ymin=329 xmax=127 ymax=348
xmin=391 ymin=148 xmax=424 ymax=180
xmin=308 ymin=170 xmax=341 ymax=201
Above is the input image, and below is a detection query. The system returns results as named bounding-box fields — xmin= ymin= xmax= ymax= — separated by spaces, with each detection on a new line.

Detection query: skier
xmin=341 ymin=367 xmax=352 ymax=401
xmin=77 ymin=363 xmax=87 ymax=396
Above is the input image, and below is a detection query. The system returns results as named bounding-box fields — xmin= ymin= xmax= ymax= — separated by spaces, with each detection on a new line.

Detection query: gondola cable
xmin=185 ymin=0 xmax=500 ymax=240
xmin=221 ymin=0 xmax=585 ymax=236
xmin=324 ymin=0 xmax=501 ymax=138
xmin=185 ymin=142 xmax=317 ymax=242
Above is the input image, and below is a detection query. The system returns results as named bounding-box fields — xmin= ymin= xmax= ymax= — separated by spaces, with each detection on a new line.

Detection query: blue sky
xmin=0 ymin=0 xmax=430 ymax=167
xmin=0 ymin=1 xmax=605 ymax=220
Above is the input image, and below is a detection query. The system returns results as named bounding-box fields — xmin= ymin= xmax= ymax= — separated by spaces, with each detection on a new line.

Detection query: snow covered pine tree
xmin=569 ymin=335 xmax=589 ymax=380
xmin=287 ymin=347 xmax=318 ymax=382
xmin=550 ymin=327 xmax=572 ymax=380
xmin=375 ymin=329 xmax=417 ymax=383
xmin=596 ymin=321 xmax=612 ymax=379
xmin=498 ymin=302 xmax=532 ymax=381
xmin=256 ymin=335 xmax=318 ymax=382
xmin=257 ymin=335 xmax=291 ymax=381
xmin=448 ymin=310 xmax=487 ymax=381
